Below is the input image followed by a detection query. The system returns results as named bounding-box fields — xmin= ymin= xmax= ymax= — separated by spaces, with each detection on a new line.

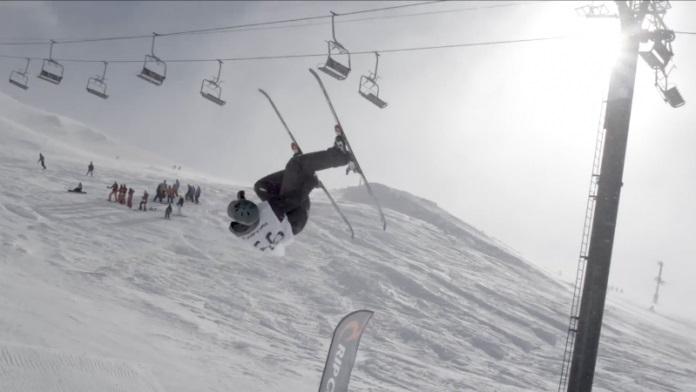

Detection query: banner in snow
xmin=318 ymin=309 xmax=374 ymax=392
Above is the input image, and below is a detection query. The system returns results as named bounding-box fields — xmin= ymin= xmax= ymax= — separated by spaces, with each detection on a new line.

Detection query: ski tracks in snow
xmin=0 ymin=342 xmax=162 ymax=392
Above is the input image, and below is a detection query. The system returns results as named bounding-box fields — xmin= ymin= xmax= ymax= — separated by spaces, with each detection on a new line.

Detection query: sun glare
xmin=570 ymin=17 xmax=623 ymax=76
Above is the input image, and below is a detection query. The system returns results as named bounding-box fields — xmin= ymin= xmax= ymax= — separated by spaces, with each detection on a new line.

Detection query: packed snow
xmin=0 ymin=91 xmax=694 ymax=392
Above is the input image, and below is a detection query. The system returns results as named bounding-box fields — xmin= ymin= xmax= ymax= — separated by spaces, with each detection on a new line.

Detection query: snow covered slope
xmin=0 ymin=92 xmax=694 ymax=392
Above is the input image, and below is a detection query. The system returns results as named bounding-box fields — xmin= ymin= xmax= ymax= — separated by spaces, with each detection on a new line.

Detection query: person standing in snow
xmin=139 ymin=190 xmax=149 ymax=211
xmin=194 ymin=186 xmax=201 ymax=204
xmin=167 ymin=186 xmax=175 ymax=204
xmin=86 ymin=161 xmax=94 ymax=176
xmin=38 ymin=153 xmax=46 ymax=170
xmin=108 ymin=182 xmax=118 ymax=201
xmin=119 ymin=184 xmax=127 ymax=205
xmin=164 ymin=203 xmax=172 ymax=219
xmin=127 ymin=188 xmax=135 ymax=208
xmin=153 ymin=183 xmax=162 ymax=203
xmin=176 ymin=195 xmax=184 ymax=216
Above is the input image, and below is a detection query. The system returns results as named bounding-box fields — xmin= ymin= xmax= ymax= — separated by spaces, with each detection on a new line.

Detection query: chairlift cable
xmin=121 ymin=1 xmax=545 ymax=38
xmin=0 ymin=1 xmax=442 ymax=46
xmin=0 ymin=35 xmax=567 ymax=64
xmin=0 ymin=1 xmax=549 ymax=46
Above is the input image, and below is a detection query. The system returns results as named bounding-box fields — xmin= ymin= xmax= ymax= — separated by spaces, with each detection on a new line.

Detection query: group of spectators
xmin=37 ymin=152 xmax=205 ymax=220
xmin=108 ymin=182 xmax=143 ymax=209
xmin=153 ymin=179 xmax=203 ymax=219
xmin=184 ymin=184 xmax=202 ymax=204
xmin=107 ymin=179 xmax=204 ymax=219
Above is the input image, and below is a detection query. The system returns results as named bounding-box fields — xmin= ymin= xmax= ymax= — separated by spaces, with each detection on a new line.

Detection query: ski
xmin=258 ymin=88 xmax=355 ymax=239
xmin=308 ymin=68 xmax=387 ymax=231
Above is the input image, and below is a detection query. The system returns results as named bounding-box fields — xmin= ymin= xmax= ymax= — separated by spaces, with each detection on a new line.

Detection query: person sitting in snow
xmin=69 ymin=182 xmax=83 ymax=193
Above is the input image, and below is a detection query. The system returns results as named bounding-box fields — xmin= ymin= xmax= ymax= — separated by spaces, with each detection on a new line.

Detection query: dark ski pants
xmin=254 ymin=147 xmax=348 ymax=234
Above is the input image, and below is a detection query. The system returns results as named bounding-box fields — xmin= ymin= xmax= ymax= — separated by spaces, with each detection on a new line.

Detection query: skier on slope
xmin=108 ymin=182 xmax=118 ymax=201
xmin=227 ymin=125 xmax=355 ymax=254
xmin=38 ymin=153 xmax=46 ymax=170
xmin=86 ymin=161 xmax=94 ymax=176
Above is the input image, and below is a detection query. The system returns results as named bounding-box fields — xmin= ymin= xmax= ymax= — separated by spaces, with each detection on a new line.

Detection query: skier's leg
xmin=280 ymin=148 xmax=348 ymax=196
xmin=254 ymin=170 xmax=284 ymax=201
xmin=286 ymin=206 xmax=308 ymax=235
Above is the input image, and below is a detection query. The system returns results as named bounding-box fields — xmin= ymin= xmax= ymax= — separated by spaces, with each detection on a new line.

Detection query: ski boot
xmin=333 ymin=125 xmax=361 ymax=175
xmin=291 ymin=142 xmax=302 ymax=157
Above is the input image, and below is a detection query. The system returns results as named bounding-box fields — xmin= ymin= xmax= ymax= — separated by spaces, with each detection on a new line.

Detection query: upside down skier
xmin=228 ymin=125 xmax=356 ymax=254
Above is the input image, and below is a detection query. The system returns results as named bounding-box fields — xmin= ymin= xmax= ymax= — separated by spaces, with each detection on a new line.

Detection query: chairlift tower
xmin=559 ymin=2 xmax=684 ymax=392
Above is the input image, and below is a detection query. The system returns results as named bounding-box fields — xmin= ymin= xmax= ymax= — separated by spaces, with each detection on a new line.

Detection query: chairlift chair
xmin=37 ymin=41 xmax=64 ymax=85
xmin=9 ymin=58 xmax=30 ymax=90
xmin=200 ymin=60 xmax=226 ymax=106
xmin=654 ymin=67 xmax=685 ymax=108
xmin=138 ymin=33 xmax=167 ymax=86
xmin=661 ymin=86 xmax=684 ymax=108
xmin=639 ymin=38 xmax=673 ymax=70
xmin=85 ymin=61 xmax=109 ymax=99
xmin=358 ymin=52 xmax=387 ymax=108
xmin=318 ymin=12 xmax=351 ymax=80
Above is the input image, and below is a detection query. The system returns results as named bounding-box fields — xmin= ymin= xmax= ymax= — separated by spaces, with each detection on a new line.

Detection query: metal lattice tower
xmin=557 ymin=99 xmax=607 ymax=392
xmin=559 ymin=1 xmax=682 ymax=391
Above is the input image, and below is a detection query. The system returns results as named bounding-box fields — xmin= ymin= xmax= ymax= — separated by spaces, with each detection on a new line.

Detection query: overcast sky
xmin=0 ymin=1 xmax=694 ymax=321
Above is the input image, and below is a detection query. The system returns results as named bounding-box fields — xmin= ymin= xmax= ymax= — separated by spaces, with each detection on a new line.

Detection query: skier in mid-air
xmin=228 ymin=125 xmax=355 ymax=253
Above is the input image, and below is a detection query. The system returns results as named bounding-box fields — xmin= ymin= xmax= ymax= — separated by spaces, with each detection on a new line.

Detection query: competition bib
xmin=239 ymin=201 xmax=294 ymax=256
